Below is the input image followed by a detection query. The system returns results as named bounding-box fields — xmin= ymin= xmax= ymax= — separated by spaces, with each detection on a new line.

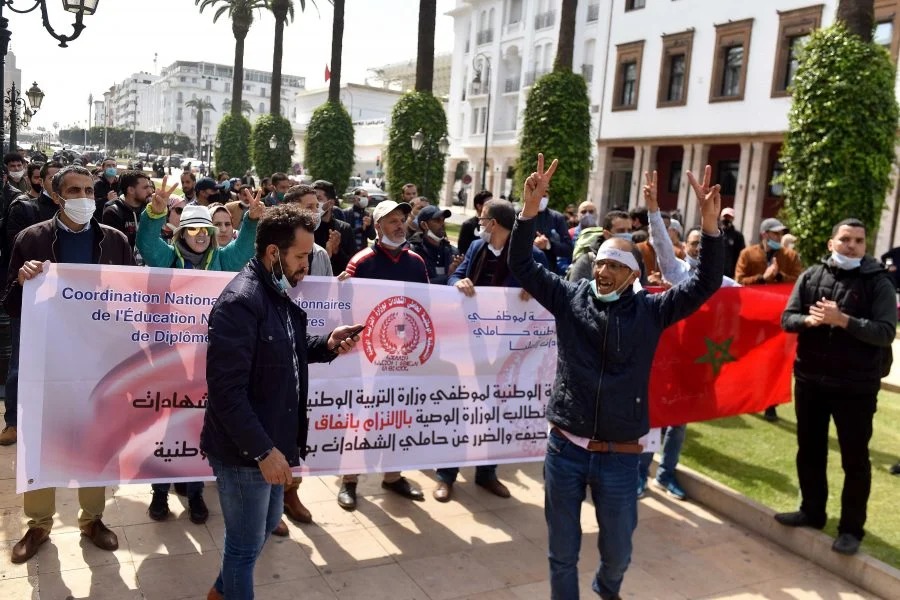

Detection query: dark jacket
xmin=345 ymin=241 xmax=429 ymax=283
xmin=532 ymin=208 xmax=574 ymax=273
xmin=102 ymin=198 xmax=142 ymax=253
xmin=93 ymin=177 xmax=119 ymax=220
xmin=457 ymin=215 xmax=479 ymax=256
xmin=508 ymin=216 xmax=723 ymax=442
xmin=450 ymin=238 xmax=548 ymax=287
xmin=0 ymin=187 xmax=38 ymax=270
xmin=3 ymin=216 xmax=135 ymax=317
xmin=5 ymin=192 xmax=58 ymax=255
xmin=722 ymin=225 xmax=745 ymax=279
xmin=314 ymin=214 xmax=356 ymax=274
xmin=200 ymin=258 xmax=337 ymax=467
xmin=344 ymin=204 xmax=376 ymax=252
xmin=409 ymin=232 xmax=458 ymax=285
xmin=782 ymin=256 xmax=896 ymax=393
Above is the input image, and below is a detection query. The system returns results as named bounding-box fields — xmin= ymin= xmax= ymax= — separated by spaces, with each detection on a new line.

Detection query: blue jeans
xmin=436 ymin=464 xmax=497 ymax=484
xmin=638 ymin=425 xmax=686 ymax=484
xmin=209 ymin=457 xmax=283 ymax=600
xmin=4 ymin=317 xmax=19 ymax=427
xmin=151 ymin=481 xmax=205 ymax=497
xmin=544 ymin=429 xmax=638 ymax=600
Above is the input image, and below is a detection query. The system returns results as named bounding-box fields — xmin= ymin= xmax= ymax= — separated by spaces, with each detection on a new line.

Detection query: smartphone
xmin=345 ymin=325 xmax=365 ymax=339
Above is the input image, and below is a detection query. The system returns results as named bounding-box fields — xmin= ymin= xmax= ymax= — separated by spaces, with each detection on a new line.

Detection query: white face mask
xmin=357 ymin=196 xmax=369 ymax=209
xmin=539 ymin=196 xmax=549 ymax=212
xmin=62 ymin=197 xmax=95 ymax=225
xmin=831 ymin=251 xmax=862 ymax=270
xmin=686 ymin=255 xmax=700 ymax=269
xmin=380 ymin=234 xmax=404 ymax=249
xmin=426 ymin=230 xmax=444 ymax=243
xmin=314 ymin=206 xmax=325 ymax=230
xmin=479 ymin=228 xmax=491 ymax=243
xmin=8 ymin=170 xmax=25 ymax=181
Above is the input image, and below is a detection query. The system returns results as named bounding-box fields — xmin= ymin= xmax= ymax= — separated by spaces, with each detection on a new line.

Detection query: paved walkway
xmin=0 ymin=439 xmax=880 ymax=600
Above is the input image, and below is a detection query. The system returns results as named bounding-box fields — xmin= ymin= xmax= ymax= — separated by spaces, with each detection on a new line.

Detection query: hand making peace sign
xmin=244 ymin=187 xmax=265 ymax=221
xmin=150 ymin=176 xmax=180 ymax=215
xmin=686 ymin=165 xmax=722 ymax=236
xmin=642 ymin=170 xmax=659 ymax=213
xmin=521 ymin=153 xmax=559 ymax=218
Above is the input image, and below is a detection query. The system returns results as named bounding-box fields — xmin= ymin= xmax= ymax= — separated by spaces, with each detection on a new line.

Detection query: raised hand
xmin=245 ymin=188 xmax=264 ymax=221
xmin=642 ymin=170 xmax=659 ymax=212
xmin=522 ymin=153 xmax=559 ymax=218
xmin=686 ymin=165 xmax=721 ymax=235
xmin=326 ymin=229 xmax=341 ymax=256
xmin=151 ymin=176 xmax=180 ymax=215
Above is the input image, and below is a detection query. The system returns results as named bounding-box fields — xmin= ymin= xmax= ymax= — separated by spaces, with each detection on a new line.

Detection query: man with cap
xmin=409 ymin=205 xmax=463 ymax=285
xmin=336 ymin=200 xmax=428 ymax=509
xmin=509 ymin=153 xmax=724 ymax=600
xmin=192 ymin=177 xmax=221 ymax=207
xmin=720 ymin=207 xmax=745 ymax=278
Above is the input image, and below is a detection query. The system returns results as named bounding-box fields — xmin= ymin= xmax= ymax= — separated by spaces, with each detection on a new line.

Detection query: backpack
xmin=572 ymin=227 xmax=605 ymax=263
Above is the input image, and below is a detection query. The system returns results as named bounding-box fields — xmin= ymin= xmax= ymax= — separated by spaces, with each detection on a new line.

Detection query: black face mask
xmin=722 ymin=220 xmax=734 ymax=229
xmin=31 ymin=183 xmax=43 ymax=194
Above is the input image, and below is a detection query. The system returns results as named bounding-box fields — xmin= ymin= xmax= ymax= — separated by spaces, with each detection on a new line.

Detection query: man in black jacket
xmin=201 ymin=204 xmax=360 ymax=600
xmin=778 ymin=218 xmax=896 ymax=556
xmin=312 ymin=180 xmax=355 ymax=274
xmin=408 ymin=205 xmax=462 ymax=285
xmin=93 ymin=158 xmax=119 ymax=220
xmin=457 ymin=189 xmax=491 ymax=256
xmin=102 ymin=170 xmax=152 ymax=261
xmin=509 ymin=154 xmax=724 ymax=600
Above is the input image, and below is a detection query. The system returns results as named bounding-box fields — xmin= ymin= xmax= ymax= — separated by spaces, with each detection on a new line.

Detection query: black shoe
xmin=188 ymin=494 xmax=209 ymax=525
xmin=148 ymin=491 xmax=170 ymax=521
xmin=891 ymin=462 xmax=900 ymax=475
xmin=764 ymin=406 xmax=778 ymax=422
xmin=774 ymin=510 xmax=825 ymax=529
xmin=382 ymin=477 xmax=424 ymax=501
xmin=832 ymin=533 xmax=861 ymax=555
xmin=337 ymin=482 xmax=357 ymax=510
xmin=173 ymin=482 xmax=188 ymax=496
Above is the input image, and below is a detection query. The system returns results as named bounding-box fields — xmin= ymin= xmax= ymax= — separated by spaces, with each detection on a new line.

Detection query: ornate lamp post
xmin=410 ymin=129 xmax=450 ymax=201
xmin=4 ymin=81 xmax=43 ymax=151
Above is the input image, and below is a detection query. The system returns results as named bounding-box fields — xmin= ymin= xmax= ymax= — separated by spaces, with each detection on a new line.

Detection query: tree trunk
xmin=271 ymin=6 xmax=287 ymax=116
xmin=837 ymin=0 xmax=875 ymax=42
xmin=328 ymin=0 xmax=345 ymax=104
xmin=231 ymin=21 xmax=250 ymax=118
xmin=195 ymin=111 xmax=203 ymax=157
xmin=415 ymin=0 xmax=436 ymax=93
xmin=554 ymin=0 xmax=578 ymax=72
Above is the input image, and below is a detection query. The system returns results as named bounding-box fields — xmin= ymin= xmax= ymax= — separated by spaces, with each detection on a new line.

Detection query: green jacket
xmin=137 ymin=207 xmax=257 ymax=272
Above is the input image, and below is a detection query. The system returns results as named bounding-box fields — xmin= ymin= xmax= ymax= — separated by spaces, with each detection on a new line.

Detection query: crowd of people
xmin=0 ymin=149 xmax=895 ymax=599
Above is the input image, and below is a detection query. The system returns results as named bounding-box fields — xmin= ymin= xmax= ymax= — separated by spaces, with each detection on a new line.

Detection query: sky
xmin=5 ymin=0 xmax=456 ymax=132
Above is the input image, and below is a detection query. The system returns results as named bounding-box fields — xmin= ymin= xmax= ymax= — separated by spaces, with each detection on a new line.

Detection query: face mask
xmin=62 ymin=198 xmax=95 ymax=225
xmin=590 ymin=276 xmax=632 ymax=303
xmin=104 ymin=168 xmax=117 ymax=178
xmin=538 ymin=196 xmax=549 ymax=212
xmin=831 ymin=251 xmax=862 ymax=270
xmin=31 ymin=183 xmax=42 ymax=195
xmin=479 ymin=228 xmax=491 ymax=243
xmin=426 ymin=230 xmax=445 ymax=243
xmin=273 ymin=252 xmax=292 ymax=291
xmin=579 ymin=213 xmax=597 ymax=229
xmin=722 ymin=220 xmax=734 ymax=229
xmin=766 ymin=239 xmax=782 ymax=251
xmin=276 ymin=191 xmax=285 ymax=202
xmin=613 ymin=232 xmax=633 ymax=242
xmin=686 ymin=255 xmax=700 ymax=269
xmin=8 ymin=170 xmax=24 ymax=181
xmin=381 ymin=234 xmax=404 ymax=249
xmin=314 ymin=206 xmax=324 ymax=230
xmin=222 ymin=181 xmax=231 ymax=191
xmin=357 ymin=196 xmax=369 ymax=209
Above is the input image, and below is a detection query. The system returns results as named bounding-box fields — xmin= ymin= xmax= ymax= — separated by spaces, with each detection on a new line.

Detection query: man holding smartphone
xmin=409 ymin=205 xmax=463 ymax=285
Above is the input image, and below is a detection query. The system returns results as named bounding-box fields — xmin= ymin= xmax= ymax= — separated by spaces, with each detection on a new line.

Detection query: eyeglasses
xmin=478 ymin=217 xmax=494 ymax=223
xmin=184 ymin=227 xmax=210 ymax=237
xmin=594 ymin=260 xmax=629 ymax=272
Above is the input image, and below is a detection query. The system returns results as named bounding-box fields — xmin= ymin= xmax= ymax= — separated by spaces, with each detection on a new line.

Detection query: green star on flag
xmin=694 ymin=337 xmax=737 ymax=376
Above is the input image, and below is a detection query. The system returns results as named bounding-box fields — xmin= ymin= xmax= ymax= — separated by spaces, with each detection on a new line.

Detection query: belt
xmin=552 ymin=427 xmax=644 ymax=454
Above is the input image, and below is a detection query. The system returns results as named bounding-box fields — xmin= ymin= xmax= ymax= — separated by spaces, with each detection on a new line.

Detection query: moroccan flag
xmin=325 ymin=64 xmax=331 ymax=82
xmin=649 ymin=284 xmax=797 ymax=427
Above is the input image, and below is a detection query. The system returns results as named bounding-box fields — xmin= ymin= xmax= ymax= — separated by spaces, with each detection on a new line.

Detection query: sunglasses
xmin=172 ymin=207 xmax=183 ymax=215
xmin=184 ymin=227 xmax=210 ymax=237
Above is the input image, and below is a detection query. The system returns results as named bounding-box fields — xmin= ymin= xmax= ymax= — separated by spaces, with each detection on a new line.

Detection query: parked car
xmin=342 ymin=185 xmax=389 ymax=208
xmin=166 ymin=154 xmax=184 ymax=168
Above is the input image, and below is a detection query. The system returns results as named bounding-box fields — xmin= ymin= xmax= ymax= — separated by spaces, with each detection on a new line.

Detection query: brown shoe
xmin=207 ymin=586 xmax=224 ymax=600
xmin=80 ymin=519 xmax=118 ymax=551
xmin=433 ymin=481 xmax=453 ymax=502
xmin=283 ymin=487 xmax=312 ymax=523
xmin=11 ymin=527 xmax=49 ymax=563
xmin=0 ymin=425 xmax=16 ymax=446
xmin=477 ymin=479 xmax=511 ymax=498
xmin=271 ymin=519 xmax=289 ymax=537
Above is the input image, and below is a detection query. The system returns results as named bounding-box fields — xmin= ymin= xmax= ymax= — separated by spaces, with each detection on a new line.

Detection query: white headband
xmin=595 ymin=246 xmax=640 ymax=272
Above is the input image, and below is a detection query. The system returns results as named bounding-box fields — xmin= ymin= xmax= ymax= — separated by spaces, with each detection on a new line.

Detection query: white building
xmin=446 ymin=0 xmax=900 ymax=255
xmin=3 ymin=49 xmax=22 ymax=98
xmin=368 ymin=54 xmax=454 ymax=98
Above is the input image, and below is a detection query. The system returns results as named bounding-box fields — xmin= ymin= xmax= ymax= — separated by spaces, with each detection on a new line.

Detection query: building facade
xmin=369 ymin=54 xmax=453 ymax=98
xmin=446 ymin=0 xmax=900 ymax=255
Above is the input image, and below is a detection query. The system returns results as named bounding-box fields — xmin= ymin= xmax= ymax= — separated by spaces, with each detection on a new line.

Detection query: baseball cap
xmin=195 ymin=177 xmax=218 ymax=192
xmin=417 ymin=205 xmax=451 ymax=222
xmin=720 ymin=207 xmax=735 ymax=219
xmin=372 ymin=200 xmax=411 ymax=223
xmin=760 ymin=217 xmax=787 ymax=233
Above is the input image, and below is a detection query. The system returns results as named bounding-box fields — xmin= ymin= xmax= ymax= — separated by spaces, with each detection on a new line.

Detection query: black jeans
xmin=794 ymin=379 xmax=877 ymax=539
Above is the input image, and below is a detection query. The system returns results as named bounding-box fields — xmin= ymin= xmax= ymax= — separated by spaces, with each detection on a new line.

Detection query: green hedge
xmin=781 ymin=24 xmax=899 ymax=261
xmin=305 ymin=101 xmax=355 ymax=191
xmin=215 ymin=114 xmax=252 ymax=177
xmin=250 ymin=114 xmax=294 ymax=179
xmin=515 ymin=71 xmax=591 ymax=210
xmin=387 ymin=91 xmax=448 ymax=203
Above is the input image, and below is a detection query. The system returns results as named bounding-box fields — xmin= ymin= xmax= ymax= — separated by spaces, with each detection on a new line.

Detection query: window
xmin=205 ymin=79 xmax=212 ymax=90
xmin=668 ymin=161 xmax=682 ymax=194
xmin=875 ymin=20 xmax=893 ymax=46
xmin=259 ymin=102 xmax=266 ymax=113
xmin=176 ymin=91 xmax=183 ymax=104
xmin=658 ymin=30 xmax=693 ymax=107
xmin=176 ymin=108 xmax=183 ymax=121
xmin=710 ymin=19 xmax=753 ymax=102
xmin=587 ymin=3 xmax=600 ymax=22
xmin=716 ymin=160 xmax=740 ymax=196
xmin=626 ymin=0 xmax=645 ymax=11
xmin=508 ymin=0 xmax=522 ymax=24
xmin=471 ymin=107 xmax=487 ymax=134
xmin=875 ymin=0 xmax=900 ymax=60
xmin=225 ymin=82 xmax=231 ymax=93
xmin=612 ymin=41 xmax=644 ymax=110
xmin=772 ymin=6 xmax=822 ymax=97
xmin=260 ymin=87 xmax=267 ymax=97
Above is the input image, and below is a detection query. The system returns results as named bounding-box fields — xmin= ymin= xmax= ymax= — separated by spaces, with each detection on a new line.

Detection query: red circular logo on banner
xmin=362 ymin=296 xmax=435 ymax=371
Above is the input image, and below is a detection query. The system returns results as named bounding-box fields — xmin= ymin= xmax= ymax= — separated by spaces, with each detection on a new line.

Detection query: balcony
xmin=524 ymin=69 xmax=550 ymax=87
xmin=504 ymin=21 xmax=523 ymax=36
xmin=476 ymin=29 xmax=494 ymax=46
xmin=504 ymin=76 xmax=521 ymax=93
xmin=535 ymin=10 xmax=556 ymax=30
xmin=581 ymin=64 xmax=594 ymax=83
xmin=587 ymin=3 xmax=600 ymax=22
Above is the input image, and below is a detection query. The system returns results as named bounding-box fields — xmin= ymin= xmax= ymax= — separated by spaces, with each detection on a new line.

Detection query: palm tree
xmin=554 ymin=0 xmax=577 ymax=71
xmin=185 ymin=98 xmax=216 ymax=158
xmin=328 ymin=0 xmax=345 ymax=104
xmin=196 ymin=0 xmax=268 ymax=118
xmin=269 ymin=0 xmax=295 ymax=116
xmin=415 ymin=0 xmax=436 ymax=92
xmin=222 ymin=99 xmax=255 ymax=117
xmin=837 ymin=0 xmax=874 ymax=41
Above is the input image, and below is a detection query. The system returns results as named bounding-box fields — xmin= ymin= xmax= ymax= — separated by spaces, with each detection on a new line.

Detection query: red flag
xmin=325 ymin=64 xmax=331 ymax=82
xmin=649 ymin=284 xmax=796 ymax=427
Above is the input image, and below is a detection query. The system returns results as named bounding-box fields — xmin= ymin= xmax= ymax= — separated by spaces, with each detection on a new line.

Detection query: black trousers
xmin=794 ymin=379 xmax=877 ymax=539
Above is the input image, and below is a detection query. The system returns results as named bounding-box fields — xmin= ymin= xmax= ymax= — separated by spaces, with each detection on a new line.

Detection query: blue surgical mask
xmin=590 ymin=278 xmax=630 ymax=303
xmin=273 ymin=253 xmax=291 ymax=292
xmin=613 ymin=232 xmax=633 ymax=242
xmin=831 ymin=251 xmax=862 ymax=270
xmin=104 ymin=167 xmax=117 ymax=178
xmin=222 ymin=180 xmax=231 ymax=191
xmin=767 ymin=239 xmax=782 ymax=251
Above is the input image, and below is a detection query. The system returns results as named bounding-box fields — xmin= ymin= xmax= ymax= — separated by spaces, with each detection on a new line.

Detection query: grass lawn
xmin=446 ymin=221 xmax=461 ymax=245
xmin=679 ymin=389 xmax=900 ymax=569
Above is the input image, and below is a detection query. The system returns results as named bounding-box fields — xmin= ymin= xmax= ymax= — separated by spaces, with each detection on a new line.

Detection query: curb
xmin=675 ymin=462 xmax=900 ymax=599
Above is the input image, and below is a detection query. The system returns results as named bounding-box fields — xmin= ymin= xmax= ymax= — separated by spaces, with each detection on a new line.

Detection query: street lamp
xmin=4 ymin=80 xmax=43 ymax=152
xmin=268 ymin=135 xmax=278 ymax=150
xmin=0 ymin=1 xmax=99 ymax=150
xmin=409 ymin=129 xmax=450 ymax=200
xmin=288 ymin=137 xmax=296 ymax=153
xmin=472 ymin=52 xmax=492 ymax=191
